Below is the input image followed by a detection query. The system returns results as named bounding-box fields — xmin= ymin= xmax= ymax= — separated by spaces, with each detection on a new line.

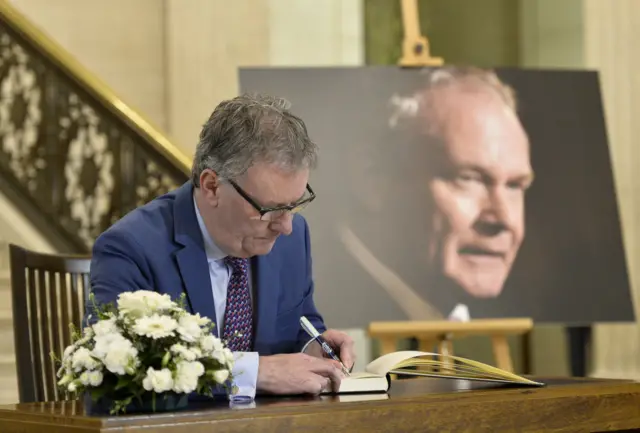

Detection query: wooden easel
xmin=366 ymin=0 xmax=534 ymax=375
xmin=368 ymin=318 xmax=533 ymax=372
xmin=398 ymin=0 xmax=443 ymax=67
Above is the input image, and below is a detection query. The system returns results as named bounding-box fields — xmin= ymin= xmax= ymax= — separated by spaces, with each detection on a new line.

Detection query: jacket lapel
xmin=252 ymin=253 xmax=280 ymax=353
xmin=172 ymin=183 xmax=217 ymax=331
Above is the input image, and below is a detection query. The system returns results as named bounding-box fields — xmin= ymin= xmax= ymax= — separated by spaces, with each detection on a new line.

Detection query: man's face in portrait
xmin=423 ymin=83 xmax=534 ymax=298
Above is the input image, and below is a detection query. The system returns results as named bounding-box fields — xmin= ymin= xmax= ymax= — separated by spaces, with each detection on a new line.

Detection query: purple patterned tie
xmin=222 ymin=257 xmax=253 ymax=351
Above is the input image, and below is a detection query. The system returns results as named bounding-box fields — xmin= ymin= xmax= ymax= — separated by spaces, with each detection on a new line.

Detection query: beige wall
xmin=519 ymin=0 xmax=584 ymax=68
xmin=584 ymin=0 xmax=640 ymax=380
xmin=9 ymin=0 xmax=168 ymax=132
xmin=165 ymin=0 xmax=271 ymax=159
xmin=167 ymin=0 xmax=364 ymax=158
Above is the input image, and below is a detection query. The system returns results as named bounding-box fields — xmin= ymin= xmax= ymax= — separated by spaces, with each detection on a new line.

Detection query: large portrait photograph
xmin=239 ymin=66 xmax=635 ymax=329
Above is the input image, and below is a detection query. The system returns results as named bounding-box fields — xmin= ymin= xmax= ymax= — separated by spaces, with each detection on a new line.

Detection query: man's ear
xmin=199 ymin=169 xmax=222 ymax=205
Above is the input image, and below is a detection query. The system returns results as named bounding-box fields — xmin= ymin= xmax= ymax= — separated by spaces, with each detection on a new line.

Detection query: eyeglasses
xmin=228 ymin=180 xmax=316 ymax=221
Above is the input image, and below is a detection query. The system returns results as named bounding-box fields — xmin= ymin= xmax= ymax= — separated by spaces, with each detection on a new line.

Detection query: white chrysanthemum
xmin=213 ymin=369 xmax=229 ymax=384
xmin=188 ymin=360 xmax=204 ymax=377
xmin=170 ymin=344 xmax=203 ymax=362
xmin=190 ymin=347 xmax=203 ymax=359
xmin=176 ymin=314 xmax=204 ymax=343
xmin=103 ymin=345 xmax=139 ymax=376
xmin=142 ymin=367 xmax=174 ymax=393
xmin=92 ymin=317 xmax=118 ymax=337
xmin=193 ymin=313 xmax=211 ymax=326
xmin=223 ymin=348 xmax=234 ymax=364
xmin=212 ymin=350 xmax=226 ymax=365
xmin=89 ymin=371 xmax=103 ymax=386
xmin=80 ymin=370 xmax=104 ymax=387
xmin=92 ymin=334 xmax=139 ymax=375
xmin=172 ymin=361 xmax=205 ymax=394
xmin=71 ymin=347 xmax=101 ymax=372
xmin=68 ymin=381 xmax=78 ymax=392
xmin=200 ymin=334 xmax=223 ymax=355
xmin=211 ymin=348 xmax=235 ymax=369
xmin=172 ymin=371 xmax=198 ymax=394
xmin=133 ymin=314 xmax=178 ymax=339
xmin=117 ymin=290 xmax=176 ymax=318
xmin=92 ymin=333 xmax=126 ymax=359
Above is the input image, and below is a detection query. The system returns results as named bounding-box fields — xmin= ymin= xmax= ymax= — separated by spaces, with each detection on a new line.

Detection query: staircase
xmin=0 ymin=0 xmax=190 ymax=254
xmin=0 ymin=1 xmax=192 ymax=403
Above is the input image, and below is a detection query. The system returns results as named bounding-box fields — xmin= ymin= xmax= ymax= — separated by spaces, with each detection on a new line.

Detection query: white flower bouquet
xmin=52 ymin=290 xmax=235 ymax=415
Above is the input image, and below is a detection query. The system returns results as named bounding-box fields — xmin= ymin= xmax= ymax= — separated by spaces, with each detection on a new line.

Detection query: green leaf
xmin=110 ymin=396 xmax=133 ymax=415
xmin=115 ymin=376 xmax=132 ymax=391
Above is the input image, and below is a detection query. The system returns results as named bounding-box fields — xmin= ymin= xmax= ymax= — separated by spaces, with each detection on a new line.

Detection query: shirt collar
xmin=193 ymin=193 xmax=227 ymax=261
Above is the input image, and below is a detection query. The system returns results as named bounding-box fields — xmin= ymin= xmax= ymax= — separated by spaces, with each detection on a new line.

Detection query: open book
xmin=328 ymin=350 xmax=545 ymax=394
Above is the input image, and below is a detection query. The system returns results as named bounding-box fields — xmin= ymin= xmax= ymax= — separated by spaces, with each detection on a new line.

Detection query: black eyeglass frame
xmin=227 ymin=180 xmax=316 ymax=218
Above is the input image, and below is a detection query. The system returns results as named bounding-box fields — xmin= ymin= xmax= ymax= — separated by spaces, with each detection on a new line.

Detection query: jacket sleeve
xmin=294 ymin=217 xmax=327 ymax=351
xmin=87 ymin=228 xmax=155 ymax=320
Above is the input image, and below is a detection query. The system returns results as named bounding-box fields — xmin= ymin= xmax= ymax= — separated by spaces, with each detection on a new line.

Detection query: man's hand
xmin=304 ymin=329 xmax=356 ymax=372
xmin=257 ymin=353 xmax=345 ymax=395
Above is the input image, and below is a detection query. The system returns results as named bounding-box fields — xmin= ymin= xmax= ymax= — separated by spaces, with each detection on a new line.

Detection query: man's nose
xmin=269 ymin=212 xmax=293 ymax=235
xmin=477 ymin=188 xmax=516 ymax=233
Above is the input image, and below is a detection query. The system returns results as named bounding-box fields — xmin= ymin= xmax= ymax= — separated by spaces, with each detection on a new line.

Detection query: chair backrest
xmin=9 ymin=243 xmax=91 ymax=403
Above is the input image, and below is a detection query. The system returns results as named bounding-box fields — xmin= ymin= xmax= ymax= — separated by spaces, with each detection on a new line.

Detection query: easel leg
xmin=567 ymin=326 xmax=592 ymax=377
xmin=438 ymin=337 xmax=454 ymax=371
xmin=379 ymin=338 xmax=398 ymax=380
xmin=491 ymin=335 xmax=513 ymax=372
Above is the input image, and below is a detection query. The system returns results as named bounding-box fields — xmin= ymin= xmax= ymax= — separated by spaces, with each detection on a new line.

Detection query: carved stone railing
xmin=0 ymin=2 xmax=190 ymax=253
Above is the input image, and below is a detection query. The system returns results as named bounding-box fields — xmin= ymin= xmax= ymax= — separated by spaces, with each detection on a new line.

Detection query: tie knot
xmin=225 ymin=256 xmax=247 ymax=272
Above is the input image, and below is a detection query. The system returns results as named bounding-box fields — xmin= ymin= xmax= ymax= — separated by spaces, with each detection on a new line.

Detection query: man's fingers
xmin=323 ymin=330 xmax=356 ymax=369
xmin=305 ymin=356 xmax=344 ymax=386
xmin=308 ymin=375 xmax=331 ymax=395
xmin=339 ymin=342 xmax=355 ymax=369
xmin=306 ymin=355 xmax=340 ymax=374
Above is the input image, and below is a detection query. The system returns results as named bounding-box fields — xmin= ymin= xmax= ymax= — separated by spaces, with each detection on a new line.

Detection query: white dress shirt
xmin=193 ymin=197 xmax=259 ymax=400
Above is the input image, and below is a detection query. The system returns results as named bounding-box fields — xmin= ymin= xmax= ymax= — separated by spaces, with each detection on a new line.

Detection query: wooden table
xmin=0 ymin=377 xmax=638 ymax=432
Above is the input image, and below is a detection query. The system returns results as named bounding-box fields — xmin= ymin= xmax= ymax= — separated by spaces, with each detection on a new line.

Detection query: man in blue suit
xmin=89 ymin=93 xmax=355 ymax=399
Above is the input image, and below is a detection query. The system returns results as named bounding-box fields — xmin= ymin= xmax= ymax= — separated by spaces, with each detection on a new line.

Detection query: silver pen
xmin=300 ymin=316 xmax=351 ymax=376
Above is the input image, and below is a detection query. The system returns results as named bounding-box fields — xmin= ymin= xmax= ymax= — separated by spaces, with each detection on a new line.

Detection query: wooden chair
xmin=9 ymin=243 xmax=91 ymax=403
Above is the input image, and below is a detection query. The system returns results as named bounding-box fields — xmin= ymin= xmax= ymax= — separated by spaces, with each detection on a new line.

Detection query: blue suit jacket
xmin=89 ymin=181 xmax=326 ymax=355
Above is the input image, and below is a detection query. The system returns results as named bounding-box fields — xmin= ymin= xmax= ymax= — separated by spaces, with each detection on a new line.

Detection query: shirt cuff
xmin=229 ymin=351 xmax=259 ymax=402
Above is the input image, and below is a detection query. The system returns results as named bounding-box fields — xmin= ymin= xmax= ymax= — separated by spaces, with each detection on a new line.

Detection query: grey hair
xmin=191 ymin=93 xmax=318 ymax=187
xmin=388 ymin=66 xmax=518 ymax=130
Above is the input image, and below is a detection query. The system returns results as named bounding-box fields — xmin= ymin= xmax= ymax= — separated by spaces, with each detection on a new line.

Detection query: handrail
xmin=0 ymin=0 xmax=191 ymax=174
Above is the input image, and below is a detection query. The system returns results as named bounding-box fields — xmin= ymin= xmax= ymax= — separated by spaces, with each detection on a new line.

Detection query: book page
xmin=365 ymin=350 xmax=436 ymax=376
xmin=365 ymin=350 xmax=543 ymax=386
xmin=349 ymin=371 xmax=383 ymax=379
